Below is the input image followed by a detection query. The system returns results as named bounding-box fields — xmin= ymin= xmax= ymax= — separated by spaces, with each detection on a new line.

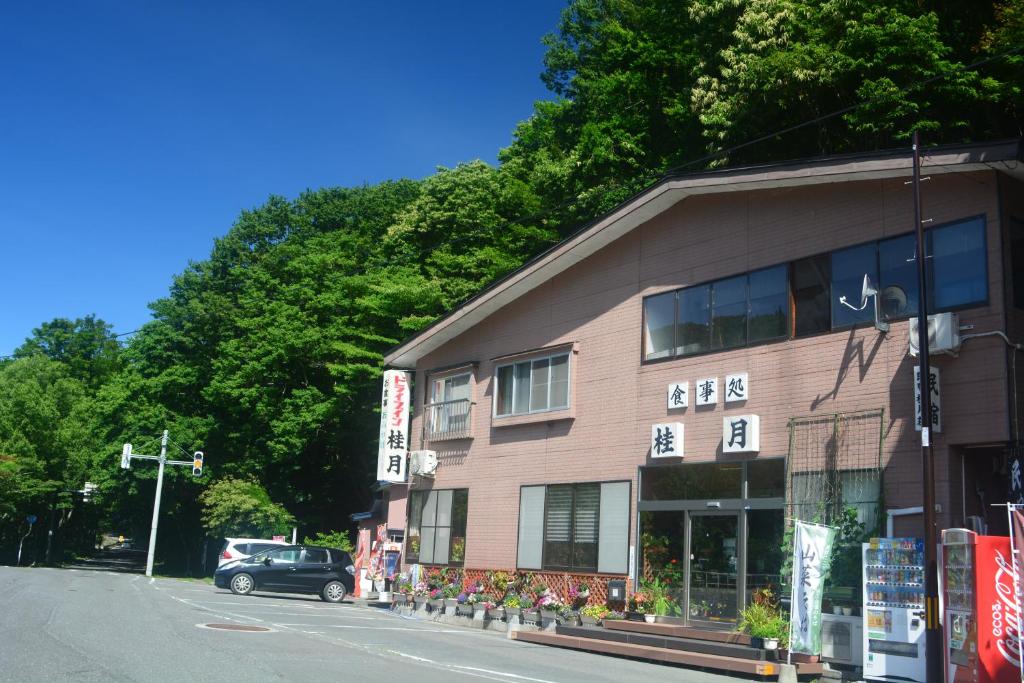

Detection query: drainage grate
xmin=201 ymin=623 xmax=271 ymax=632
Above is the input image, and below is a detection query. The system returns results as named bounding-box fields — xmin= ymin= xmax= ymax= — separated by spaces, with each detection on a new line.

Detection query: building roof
xmin=384 ymin=139 xmax=1024 ymax=368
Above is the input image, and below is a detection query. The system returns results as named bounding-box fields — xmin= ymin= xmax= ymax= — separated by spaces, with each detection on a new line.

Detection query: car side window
xmin=249 ymin=543 xmax=277 ymax=554
xmin=235 ymin=543 xmax=250 ymax=555
xmin=268 ymin=548 xmax=301 ymax=564
xmin=303 ymin=548 xmax=329 ymax=564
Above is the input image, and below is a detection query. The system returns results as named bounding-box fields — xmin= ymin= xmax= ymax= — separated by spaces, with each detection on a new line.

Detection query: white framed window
xmin=427 ymin=372 xmax=472 ymax=438
xmin=494 ymin=352 xmax=570 ymax=417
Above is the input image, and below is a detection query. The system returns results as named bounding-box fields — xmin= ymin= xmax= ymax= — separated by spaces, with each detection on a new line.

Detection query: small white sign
xmin=914 ymin=366 xmax=941 ymax=433
xmin=725 ymin=373 xmax=748 ymax=403
xmin=723 ymin=415 xmax=760 ymax=453
xmin=696 ymin=377 xmax=718 ymax=406
xmin=651 ymin=422 xmax=684 ymax=458
xmin=667 ymin=382 xmax=688 ymax=409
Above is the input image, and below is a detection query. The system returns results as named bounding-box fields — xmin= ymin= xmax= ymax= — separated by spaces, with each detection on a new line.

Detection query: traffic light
xmin=192 ymin=451 xmax=204 ymax=477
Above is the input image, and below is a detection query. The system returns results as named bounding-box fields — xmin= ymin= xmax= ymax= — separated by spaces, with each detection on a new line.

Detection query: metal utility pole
xmin=145 ymin=430 xmax=169 ymax=577
xmin=121 ymin=431 xmax=205 ymax=577
xmin=911 ymin=131 xmax=941 ymax=683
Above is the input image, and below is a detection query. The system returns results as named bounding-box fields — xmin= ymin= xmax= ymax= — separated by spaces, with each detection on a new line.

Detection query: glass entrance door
xmin=687 ymin=513 xmax=740 ymax=627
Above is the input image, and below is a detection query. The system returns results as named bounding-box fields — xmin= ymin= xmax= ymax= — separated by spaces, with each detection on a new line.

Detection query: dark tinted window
xmin=831 ymin=243 xmax=877 ymax=327
xmin=677 ymin=285 xmax=711 ymax=355
xmin=711 ymin=276 xmax=747 ymax=350
xmin=640 ymin=463 xmax=742 ymax=501
xmin=748 ymin=266 xmax=788 ymax=342
xmin=248 ymin=543 xmax=279 ymax=555
xmin=304 ymin=548 xmax=329 ymax=563
xmin=747 ymin=459 xmax=786 ymax=498
xmin=543 ymin=483 xmax=600 ymax=572
xmin=928 ymin=217 xmax=987 ymax=310
xmin=233 ymin=543 xmax=250 ymax=555
xmin=878 ymin=234 xmax=918 ymax=320
xmin=792 ymin=255 xmax=831 ymax=336
xmin=643 ymin=291 xmax=676 ymax=360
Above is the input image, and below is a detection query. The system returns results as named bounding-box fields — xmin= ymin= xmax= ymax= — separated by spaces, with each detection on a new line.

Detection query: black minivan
xmin=214 ymin=545 xmax=355 ymax=603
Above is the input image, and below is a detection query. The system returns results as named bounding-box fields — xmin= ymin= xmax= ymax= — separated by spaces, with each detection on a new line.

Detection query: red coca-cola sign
xmin=974 ymin=536 xmax=1022 ymax=683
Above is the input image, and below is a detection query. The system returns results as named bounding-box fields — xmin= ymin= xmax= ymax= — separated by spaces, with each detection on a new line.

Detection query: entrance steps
xmin=512 ymin=620 xmax=823 ymax=679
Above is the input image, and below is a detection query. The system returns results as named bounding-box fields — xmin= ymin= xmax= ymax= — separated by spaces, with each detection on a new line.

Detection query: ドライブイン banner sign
xmin=377 ymin=370 xmax=411 ymax=483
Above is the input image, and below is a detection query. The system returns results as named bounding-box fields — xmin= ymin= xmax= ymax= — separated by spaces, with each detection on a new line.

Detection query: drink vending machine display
xmin=863 ymin=537 xmax=927 ymax=682
xmin=940 ymin=529 xmax=1022 ymax=683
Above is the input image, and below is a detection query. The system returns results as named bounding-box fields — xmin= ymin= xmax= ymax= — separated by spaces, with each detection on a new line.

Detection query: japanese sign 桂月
xmin=651 ymin=422 xmax=684 ymax=458
xmin=722 ymin=414 xmax=760 ymax=453
xmin=377 ymin=370 xmax=411 ymax=482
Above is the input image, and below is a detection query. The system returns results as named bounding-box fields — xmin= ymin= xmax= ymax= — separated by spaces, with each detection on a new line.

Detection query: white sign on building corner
xmin=651 ymin=422 xmax=683 ymax=458
xmin=696 ymin=377 xmax=717 ymax=406
xmin=667 ymin=382 xmax=688 ymax=409
xmin=725 ymin=373 xmax=748 ymax=402
xmin=377 ymin=370 xmax=412 ymax=482
xmin=723 ymin=415 xmax=760 ymax=453
xmin=913 ymin=366 xmax=942 ymax=433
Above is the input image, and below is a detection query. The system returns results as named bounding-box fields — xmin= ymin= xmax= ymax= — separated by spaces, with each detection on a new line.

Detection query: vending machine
xmin=863 ymin=537 xmax=927 ymax=682
xmin=940 ymin=529 xmax=1022 ymax=683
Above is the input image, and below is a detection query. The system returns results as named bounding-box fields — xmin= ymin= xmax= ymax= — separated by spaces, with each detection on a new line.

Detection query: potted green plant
xmin=738 ymin=589 xmax=789 ymax=651
xmin=502 ymin=593 xmax=524 ymax=619
xmin=643 ymin=577 xmax=681 ymax=620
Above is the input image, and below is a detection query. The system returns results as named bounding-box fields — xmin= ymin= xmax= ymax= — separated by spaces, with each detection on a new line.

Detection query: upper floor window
xmin=494 ymin=352 xmax=570 ymax=417
xmin=426 ymin=372 xmax=472 ymax=439
xmin=643 ymin=216 xmax=988 ymax=360
xmin=643 ymin=265 xmax=788 ymax=361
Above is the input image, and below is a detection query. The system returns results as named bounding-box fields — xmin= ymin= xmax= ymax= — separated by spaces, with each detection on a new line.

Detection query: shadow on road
xmin=63 ymin=548 xmax=146 ymax=574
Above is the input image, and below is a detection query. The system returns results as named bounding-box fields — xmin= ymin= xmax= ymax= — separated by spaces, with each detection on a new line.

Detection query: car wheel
xmin=321 ymin=581 xmax=347 ymax=603
xmin=230 ymin=573 xmax=254 ymax=596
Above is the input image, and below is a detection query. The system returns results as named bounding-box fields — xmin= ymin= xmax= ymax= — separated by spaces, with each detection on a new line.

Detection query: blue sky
xmin=0 ymin=2 xmax=562 ymax=357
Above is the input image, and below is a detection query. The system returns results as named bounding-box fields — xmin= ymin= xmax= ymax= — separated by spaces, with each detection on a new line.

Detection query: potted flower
xmin=642 ymin=577 xmax=681 ymax=621
xmin=443 ymin=582 xmax=460 ymax=613
xmin=502 ymin=593 xmax=524 ymax=619
xmin=456 ymin=591 xmax=474 ymax=616
xmin=413 ymin=581 xmax=429 ymax=608
xmin=428 ymin=587 xmax=444 ymax=611
xmin=738 ymin=589 xmax=789 ymax=652
xmin=627 ymin=591 xmax=651 ymax=621
xmin=558 ymin=604 xmax=581 ymax=626
xmin=580 ymin=604 xmax=610 ymax=626
xmin=538 ymin=592 xmax=563 ymax=625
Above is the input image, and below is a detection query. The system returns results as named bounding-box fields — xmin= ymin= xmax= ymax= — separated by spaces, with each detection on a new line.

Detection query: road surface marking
xmin=453 ymin=667 xmax=562 ymax=683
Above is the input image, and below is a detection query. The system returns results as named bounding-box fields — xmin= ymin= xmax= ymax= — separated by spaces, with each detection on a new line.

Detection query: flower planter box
xmin=580 ymin=614 xmax=602 ymax=626
xmin=559 ymin=611 xmax=581 ymax=626
xmin=504 ymin=606 xmax=522 ymax=619
xmin=428 ymin=599 xmax=444 ymax=611
xmin=444 ymin=599 xmax=458 ymax=613
xmin=486 ymin=607 xmax=505 ymax=621
xmin=393 ymin=594 xmax=407 ymax=605
xmin=522 ymin=610 xmax=541 ymax=625
xmin=626 ymin=611 xmax=645 ymax=622
xmin=456 ymin=603 xmax=474 ymax=617
xmin=414 ymin=596 xmax=429 ymax=608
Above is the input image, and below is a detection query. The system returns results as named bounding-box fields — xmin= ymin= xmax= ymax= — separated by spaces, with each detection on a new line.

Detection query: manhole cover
xmin=200 ymin=623 xmax=272 ymax=632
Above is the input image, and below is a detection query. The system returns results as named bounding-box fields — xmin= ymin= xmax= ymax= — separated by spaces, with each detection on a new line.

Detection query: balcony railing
xmin=424 ymin=399 xmax=473 ymax=440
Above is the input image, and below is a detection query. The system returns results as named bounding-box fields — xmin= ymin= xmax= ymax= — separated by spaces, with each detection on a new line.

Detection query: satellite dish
xmin=860 ymin=274 xmax=878 ymax=304
xmin=880 ymin=285 xmax=908 ymax=318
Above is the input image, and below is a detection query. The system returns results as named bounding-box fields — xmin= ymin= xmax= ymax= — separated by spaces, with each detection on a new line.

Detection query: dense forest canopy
xmin=2 ymin=0 xmax=1020 ymax=572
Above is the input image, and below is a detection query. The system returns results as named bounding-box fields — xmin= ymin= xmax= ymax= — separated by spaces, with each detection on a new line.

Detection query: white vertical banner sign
xmin=377 ymin=370 xmax=411 ymax=483
xmin=789 ymin=521 xmax=837 ymax=656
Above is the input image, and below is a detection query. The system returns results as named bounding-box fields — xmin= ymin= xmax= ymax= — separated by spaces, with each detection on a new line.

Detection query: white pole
xmin=291 ymin=527 xmax=297 ymax=544
xmin=145 ymin=430 xmax=168 ymax=578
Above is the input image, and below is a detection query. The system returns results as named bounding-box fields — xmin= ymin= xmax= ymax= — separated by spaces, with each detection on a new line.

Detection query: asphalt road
xmin=0 ymin=565 xmax=746 ymax=683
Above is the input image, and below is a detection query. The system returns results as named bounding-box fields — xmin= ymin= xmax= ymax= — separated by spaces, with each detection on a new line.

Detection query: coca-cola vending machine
xmin=940 ymin=528 xmax=1021 ymax=683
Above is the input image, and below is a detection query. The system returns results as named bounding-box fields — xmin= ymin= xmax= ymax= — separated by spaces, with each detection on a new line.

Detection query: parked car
xmin=218 ymin=537 xmax=290 ymax=567
xmin=214 ymin=545 xmax=355 ymax=603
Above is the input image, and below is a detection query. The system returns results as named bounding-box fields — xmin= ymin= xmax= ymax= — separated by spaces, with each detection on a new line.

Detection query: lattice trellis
xmin=461 ymin=568 xmax=624 ymax=606
xmin=787 ymin=408 xmax=885 ymax=530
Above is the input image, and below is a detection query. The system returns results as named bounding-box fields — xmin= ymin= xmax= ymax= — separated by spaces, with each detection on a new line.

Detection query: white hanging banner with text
xmin=377 ymin=370 xmax=411 ymax=483
xmin=789 ymin=521 xmax=836 ymax=655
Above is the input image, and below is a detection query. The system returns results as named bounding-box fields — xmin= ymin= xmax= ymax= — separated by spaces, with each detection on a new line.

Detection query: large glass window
xmin=792 ymin=255 xmax=831 ymax=336
xmin=928 ymin=216 xmax=987 ymax=311
xmin=640 ymin=462 xmax=742 ymax=501
xmin=543 ymin=483 xmax=600 ymax=571
xmin=406 ymin=489 xmax=468 ymax=566
xmin=711 ymin=276 xmax=747 ymax=350
xmin=748 ymin=266 xmax=788 ymax=342
xmin=643 ymin=292 xmax=676 ymax=360
xmin=878 ymin=234 xmax=918 ymax=320
xmin=831 ymin=243 xmax=878 ymax=328
xmin=494 ymin=352 xmax=570 ymax=417
xmin=678 ymin=285 xmax=711 ymax=355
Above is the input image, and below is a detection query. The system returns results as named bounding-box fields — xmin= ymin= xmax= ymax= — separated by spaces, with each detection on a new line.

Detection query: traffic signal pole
xmin=120 ymin=430 xmax=204 ymax=577
xmin=144 ymin=430 xmax=169 ymax=578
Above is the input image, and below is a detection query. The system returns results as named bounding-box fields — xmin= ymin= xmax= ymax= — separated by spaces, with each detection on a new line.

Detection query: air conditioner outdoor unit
xmin=409 ymin=450 xmax=438 ymax=477
xmin=821 ymin=613 xmax=864 ymax=667
xmin=909 ymin=312 xmax=960 ymax=356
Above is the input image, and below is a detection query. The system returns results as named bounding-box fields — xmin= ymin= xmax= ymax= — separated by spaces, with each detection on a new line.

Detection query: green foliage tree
xmin=199 ymin=477 xmax=294 ymax=539
xmin=302 ymin=530 xmax=354 ymax=554
xmin=14 ymin=315 xmax=122 ymax=388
